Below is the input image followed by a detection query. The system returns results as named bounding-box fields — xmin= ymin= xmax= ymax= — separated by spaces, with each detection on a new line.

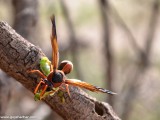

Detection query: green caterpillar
xmin=34 ymin=57 xmax=51 ymax=101
xmin=40 ymin=57 xmax=51 ymax=76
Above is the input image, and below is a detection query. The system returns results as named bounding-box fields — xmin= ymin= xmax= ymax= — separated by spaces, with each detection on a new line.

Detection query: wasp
xmin=29 ymin=15 xmax=116 ymax=100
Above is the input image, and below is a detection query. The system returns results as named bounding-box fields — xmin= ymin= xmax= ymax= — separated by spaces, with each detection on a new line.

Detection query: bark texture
xmin=0 ymin=21 xmax=120 ymax=120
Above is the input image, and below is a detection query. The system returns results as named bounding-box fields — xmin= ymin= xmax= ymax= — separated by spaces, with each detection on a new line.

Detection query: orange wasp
xmin=29 ymin=15 xmax=116 ymax=99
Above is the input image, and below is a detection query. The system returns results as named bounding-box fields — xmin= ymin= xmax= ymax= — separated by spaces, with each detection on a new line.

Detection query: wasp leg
xmin=65 ymin=84 xmax=71 ymax=98
xmin=59 ymin=85 xmax=66 ymax=92
xmin=59 ymin=84 xmax=71 ymax=98
xmin=48 ymin=88 xmax=59 ymax=96
xmin=40 ymin=85 xmax=48 ymax=99
xmin=28 ymin=70 xmax=46 ymax=79
xmin=34 ymin=78 xmax=45 ymax=94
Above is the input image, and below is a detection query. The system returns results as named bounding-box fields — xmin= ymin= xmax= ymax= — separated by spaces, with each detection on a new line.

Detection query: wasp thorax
xmin=52 ymin=71 xmax=63 ymax=83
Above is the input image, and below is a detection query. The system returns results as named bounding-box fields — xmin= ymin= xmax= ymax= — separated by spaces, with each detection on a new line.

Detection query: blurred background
xmin=0 ymin=0 xmax=160 ymax=120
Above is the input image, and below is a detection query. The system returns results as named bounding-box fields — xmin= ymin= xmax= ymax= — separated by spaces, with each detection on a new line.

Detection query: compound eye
xmin=58 ymin=60 xmax=73 ymax=74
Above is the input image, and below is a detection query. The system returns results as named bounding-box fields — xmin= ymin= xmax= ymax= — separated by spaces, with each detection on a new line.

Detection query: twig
xmin=12 ymin=0 xmax=38 ymax=40
xmin=59 ymin=0 xmax=84 ymax=80
xmin=98 ymin=0 xmax=115 ymax=106
xmin=108 ymin=3 xmax=143 ymax=56
xmin=145 ymin=0 xmax=159 ymax=57
xmin=121 ymin=0 xmax=159 ymax=120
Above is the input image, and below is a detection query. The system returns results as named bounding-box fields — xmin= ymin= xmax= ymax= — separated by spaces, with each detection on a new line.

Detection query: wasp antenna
xmin=95 ymin=86 xmax=117 ymax=95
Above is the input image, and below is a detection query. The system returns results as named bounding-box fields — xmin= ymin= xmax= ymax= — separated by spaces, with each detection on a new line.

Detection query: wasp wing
xmin=65 ymin=79 xmax=116 ymax=95
xmin=50 ymin=15 xmax=59 ymax=70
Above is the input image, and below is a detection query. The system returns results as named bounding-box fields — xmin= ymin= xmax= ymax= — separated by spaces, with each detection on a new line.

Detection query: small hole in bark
xmin=95 ymin=102 xmax=104 ymax=116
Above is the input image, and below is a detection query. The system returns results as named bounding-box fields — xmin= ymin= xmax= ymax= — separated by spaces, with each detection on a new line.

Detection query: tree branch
xmin=108 ymin=4 xmax=143 ymax=56
xmin=121 ymin=1 xmax=159 ymax=120
xmin=98 ymin=0 xmax=115 ymax=106
xmin=12 ymin=0 xmax=38 ymax=40
xmin=59 ymin=0 xmax=84 ymax=80
xmin=0 ymin=21 xmax=120 ymax=120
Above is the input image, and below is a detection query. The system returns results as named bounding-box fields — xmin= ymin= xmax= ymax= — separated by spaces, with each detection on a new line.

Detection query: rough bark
xmin=0 ymin=21 xmax=120 ymax=120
